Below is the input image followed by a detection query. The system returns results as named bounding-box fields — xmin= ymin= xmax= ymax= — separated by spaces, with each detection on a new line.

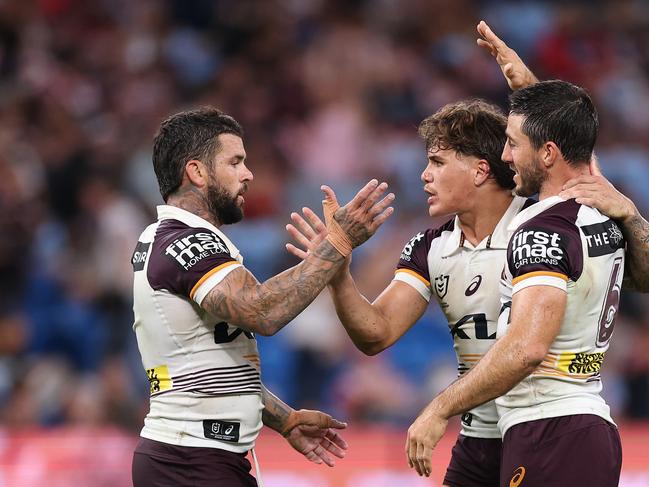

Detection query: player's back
xmin=497 ymin=197 xmax=625 ymax=435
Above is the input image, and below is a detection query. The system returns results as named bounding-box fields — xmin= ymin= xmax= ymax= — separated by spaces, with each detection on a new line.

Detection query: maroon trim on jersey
xmin=396 ymin=219 xmax=455 ymax=283
xmin=148 ymin=219 xmax=238 ymax=298
xmin=507 ymin=199 xmax=583 ymax=283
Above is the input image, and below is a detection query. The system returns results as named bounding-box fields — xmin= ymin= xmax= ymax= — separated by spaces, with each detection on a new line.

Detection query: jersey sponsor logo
xmin=451 ymin=313 xmax=495 ymax=340
xmin=465 ymin=275 xmax=482 ymax=296
xmin=510 ymin=227 xmax=564 ymax=270
xmin=510 ymin=466 xmax=526 ymax=487
xmin=434 ymin=274 xmax=449 ymax=299
xmin=461 ymin=412 xmax=473 ymax=426
xmin=146 ymin=364 xmax=172 ymax=395
xmin=400 ymin=232 xmax=424 ymax=261
xmin=597 ymin=257 xmax=623 ymax=347
xmin=580 ymin=220 xmax=625 ymax=257
xmin=131 ymin=241 xmax=151 ymax=272
xmin=164 ymin=231 xmax=230 ymax=270
xmin=558 ymin=352 xmax=605 ymax=374
xmin=203 ymin=419 xmax=240 ymax=442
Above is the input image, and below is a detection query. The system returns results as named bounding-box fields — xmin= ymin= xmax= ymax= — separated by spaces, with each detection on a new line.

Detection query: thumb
xmin=503 ymin=62 xmax=514 ymax=77
xmin=589 ymin=154 xmax=602 ymax=176
xmin=321 ymin=185 xmax=340 ymax=208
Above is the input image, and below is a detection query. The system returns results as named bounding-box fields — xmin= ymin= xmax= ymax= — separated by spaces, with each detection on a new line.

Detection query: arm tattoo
xmin=261 ymin=385 xmax=292 ymax=433
xmin=202 ymin=239 xmax=344 ymax=335
xmin=621 ymin=210 xmax=649 ymax=291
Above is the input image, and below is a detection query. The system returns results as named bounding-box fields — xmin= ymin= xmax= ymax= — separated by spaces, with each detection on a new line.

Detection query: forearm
xmin=619 ymin=208 xmax=649 ymax=291
xmin=261 ymin=384 xmax=293 ymax=434
xmin=425 ymin=335 xmax=538 ymax=420
xmin=329 ymin=272 xmax=391 ymax=355
xmin=204 ymin=239 xmax=344 ymax=336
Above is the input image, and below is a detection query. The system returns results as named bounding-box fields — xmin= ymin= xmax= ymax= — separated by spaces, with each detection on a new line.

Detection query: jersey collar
xmin=506 ymin=195 xmax=565 ymax=233
xmin=440 ymin=196 xmax=530 ymax=257
xmin=156 ymin=205 xmax=242 ymax=260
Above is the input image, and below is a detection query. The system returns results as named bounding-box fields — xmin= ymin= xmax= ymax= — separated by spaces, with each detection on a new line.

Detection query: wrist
xmin=280 ymin=408 xmax=300 ymax=437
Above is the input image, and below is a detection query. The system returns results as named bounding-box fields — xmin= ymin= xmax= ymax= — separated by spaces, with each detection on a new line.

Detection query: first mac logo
xmin=165 ymin=231 xmax=229 ymax=270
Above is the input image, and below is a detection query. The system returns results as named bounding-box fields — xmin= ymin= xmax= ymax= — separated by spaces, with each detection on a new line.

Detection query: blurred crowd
xmin=1 ymin=0 xmax=649 ymax=433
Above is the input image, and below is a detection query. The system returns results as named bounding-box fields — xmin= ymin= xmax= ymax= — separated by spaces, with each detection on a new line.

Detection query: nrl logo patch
xmin=434 ymin=275 xmax=449 ymax=299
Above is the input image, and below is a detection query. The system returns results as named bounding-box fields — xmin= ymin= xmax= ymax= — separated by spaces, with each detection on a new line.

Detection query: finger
xmin=325 ymin=430 xmax=348 ymax=450
xmin=321 ymin=184 xmax=340 ymax=208
xmin=322 ymin=436 xmax=347 ymax=458
xmin=407 ymin=434 xmax=416 ymax=470
xmin=325 ymin=417 xmax=348 ymax=429
xmin=311 ymin=444 xmax=335 ymax=467
xmin=590 ymin=153 xmax=603 ymax=176
xmin=291 ymin=211 xmax=317 ymax=240
xmin=286 ymin=242 xmax=308 ymax=260
xmin=416 ymin=441 xmax=428 ymax=477
xmin=304 ymin=450 xmax=323 ymax=465
xmin=359 ymin=181 xmax=389 ymax=212
xmin=343 ymin=179 xmax=379 ymax=210
xmin=478 ymin=20 xmax=506 ymax=49
xmin=476 ymin=38 xmax=496 ymax=57
xmin=368 ymin=192 xmax=395 ymax=218
xmin=286 ymin=223 xmax=314 ymax=250
xmin=369 ymin=206 xmax=394 ymax=232
xmin=303 ymin=207 xmax=327 ymax=234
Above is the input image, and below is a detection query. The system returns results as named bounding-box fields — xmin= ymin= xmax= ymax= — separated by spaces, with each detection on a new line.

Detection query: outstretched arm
xmin=406 ymin=285 xmax=565 ymax=477
xmin=560 ymin=158 xmax=649 ymax=291
xmin=201 ymin=180 xmax=394 ymax=336
xmin=476 ymin=20 xmax=539 ymax=90
xmin=286 ymin=206 xmax=428 ymax=355
xmin=261 ymin=385 xmax=348 ymax=467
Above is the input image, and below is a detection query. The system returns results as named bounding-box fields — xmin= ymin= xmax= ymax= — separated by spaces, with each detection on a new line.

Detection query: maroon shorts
xmin=443 ymin=434 xmax=502 ymax=487
xmin=500 ymin=414 xmax=621 ymax=487
xmin=132 ymin=437 xmax=258 ymax=487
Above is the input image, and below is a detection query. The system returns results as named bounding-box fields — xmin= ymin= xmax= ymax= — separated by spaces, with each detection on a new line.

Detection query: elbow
xmin=358 ymin=341 xmax=387 ymax=356
xmin=521 ymin=342 xmax=548 ymax=371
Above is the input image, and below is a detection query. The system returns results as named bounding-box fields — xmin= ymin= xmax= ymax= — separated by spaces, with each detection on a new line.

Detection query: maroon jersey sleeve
xmin=396 ymin=219 xmax=455 ymax=284
xmin=507 ymin=200 xmax=583 ymax=289
xmin=147 ymin=219 xmax=239 ymax=298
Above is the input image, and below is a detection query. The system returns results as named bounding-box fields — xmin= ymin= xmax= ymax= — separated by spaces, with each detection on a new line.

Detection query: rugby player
xmin=130 ymin=107 xmax=394 ymax=487
xmin=287 ymin=98 xmax=530 ymax=487
xmin=405 ymin=79 xmax=626 ymax=486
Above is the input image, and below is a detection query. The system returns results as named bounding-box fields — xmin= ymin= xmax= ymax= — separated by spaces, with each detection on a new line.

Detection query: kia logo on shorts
xmin=465 ymin=275 xmax=482 ymax=296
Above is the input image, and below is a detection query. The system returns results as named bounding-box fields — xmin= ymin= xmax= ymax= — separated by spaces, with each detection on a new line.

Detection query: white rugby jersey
xmin=131 ymin=205 xmax=263 ymax=452
xmin=497 ymin=196 xmax=625 ymax=436
xmin=394 ymin=196 xmax=532 ymax=438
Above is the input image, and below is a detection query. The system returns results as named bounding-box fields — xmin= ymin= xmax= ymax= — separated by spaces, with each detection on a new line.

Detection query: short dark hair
xmin=152 ymin=107 xmax=244 ymax=201
xmin=418 ymin=99 xmax=514 ymax=190
xmin=509 ymin=80 xmax=598 ymax=164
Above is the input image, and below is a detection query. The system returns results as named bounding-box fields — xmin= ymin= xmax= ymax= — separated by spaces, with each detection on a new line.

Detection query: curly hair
xmin=418 ymin=99 xmax=514 ymax=190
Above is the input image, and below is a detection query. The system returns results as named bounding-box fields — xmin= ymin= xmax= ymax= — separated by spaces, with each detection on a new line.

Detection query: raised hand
xmin=282 ymin=409 xmax=348 ymax=467
xmin=286 ymin=206 xmax=328 ymax=260
xmin=322 ymin=179 xmax=394 ymax=256
xmin=476 ymin=20 xmax=538 ymax=90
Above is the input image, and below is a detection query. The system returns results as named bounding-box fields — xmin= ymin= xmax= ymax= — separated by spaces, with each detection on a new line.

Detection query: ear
xmin=474 ymin=159 xmax=491 ymax=186
xmin=184 ymin=159 xmax=209 ymax=188
xmin=540 ymin=142 xmax=561 ymax=169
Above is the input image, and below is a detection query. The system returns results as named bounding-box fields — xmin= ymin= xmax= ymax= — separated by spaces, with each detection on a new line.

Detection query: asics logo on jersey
xmin=465 ymin=275 xmax=482 ymax=296
xmin=511 ymin=228 xmax=564 ymax=269
xmin=400 ymin=232 xmax=424 ymax=261
xmin=510 ymin=466 xmax=526 ymax=487
xmin=165 ymin=232 xmax=229 ymax=270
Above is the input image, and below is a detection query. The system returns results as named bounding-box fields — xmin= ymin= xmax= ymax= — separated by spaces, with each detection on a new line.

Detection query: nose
xmin=501 ymin=141 xmax=512 ymax=164
xmin=242 ymin=163 xmax=253 ymax=182
xmin=421 ymin=162 xmax=433 ymax=183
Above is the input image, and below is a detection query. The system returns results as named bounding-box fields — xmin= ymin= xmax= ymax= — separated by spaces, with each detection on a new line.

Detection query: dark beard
xmin=206 ymin=184 xmax=244 ymax=225
xmin=514 ymin=158 xmax=546 ymax=197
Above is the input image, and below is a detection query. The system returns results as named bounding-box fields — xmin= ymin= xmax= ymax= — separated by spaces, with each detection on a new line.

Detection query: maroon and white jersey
xmin=394 ymin=196 xmax=531 ymax=438
xmin=131 ymin=205 xmax=262 ymax=453
xmin=497 ymin=196 xmax=625 ymax=436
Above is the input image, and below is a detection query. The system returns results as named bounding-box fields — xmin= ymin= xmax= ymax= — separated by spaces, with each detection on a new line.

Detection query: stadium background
xmin=1 ymin=0 xmax=648 ymax=485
